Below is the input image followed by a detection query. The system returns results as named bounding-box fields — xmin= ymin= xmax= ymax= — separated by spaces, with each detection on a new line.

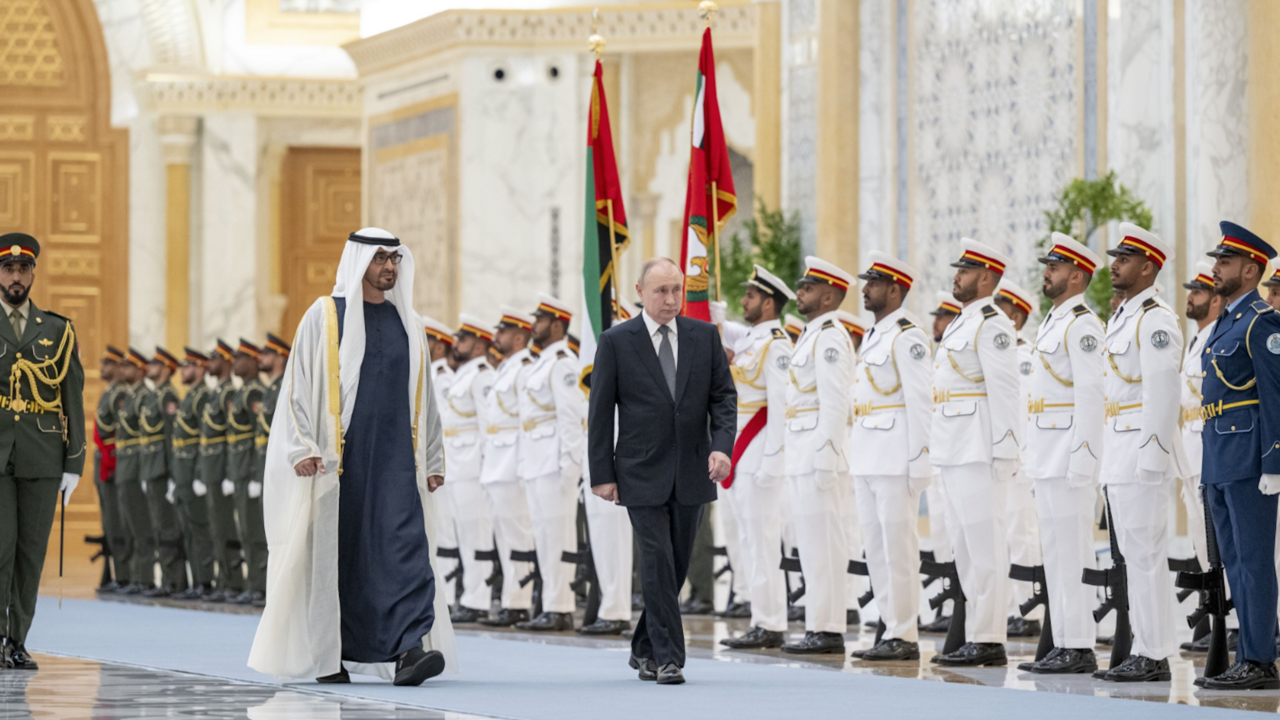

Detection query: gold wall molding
xmin=1248 ymin=0 xmax=1280 ymax=241
xmin=139 ymin=75 xmax=362 ymax=118
xmin=0 ymin=115 xmax=35 ymax=141
xmin=46 ymin=114 xmax=86 ymax=141
xmin=246 ymin=0 xmax=360 ymax=47
xmin=344 ymin=1 xmax=761 ymax=78
xmin=0 ymin=0 xmax=67 ymax=87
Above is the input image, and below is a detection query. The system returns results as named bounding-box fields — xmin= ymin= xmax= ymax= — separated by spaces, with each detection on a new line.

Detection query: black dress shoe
xmin=931 ymin=642 xmax=1007 ymax=667
xmin=788 ymin=606 xmax=805 ymax=622
xmin=577 ymin=618 xmax=630 ymax=636
xmin=120 ymin=583 xmax=148 ymax=596
xmin=679 ymin=598 xmax=714 ymax=616
xmin=1006 ymin=616 xmax=1041 ymax=637
xmin=1182 ymin=634 xmax=1211 ymax=653
xmin=629 ymin=654 xmax=657 ymax=681
xmin=656 ymin=663 xmax=685 ymax=685
xmin=515 ymin=611 xmax=574 ymax=632
xmin=919 ymin=614 xmax=952 ymax=634
xmin=174 ymin=584 xmax=212 ymax=601
xmin=316 ymin=666 xmax=350 ymax=684
xmin=860 ymin=638 xmax=920 ymax=661
xmin=1018 ymin=646 xmax=1061 ymax=672
xmin=1102 ymin=654 xmax=1170 ymax=682
xmin=1 ymin=638 xmax=15 ymax=669
xmin=847 ymin=609 xmax=860 ymax=626
xmin=393 ymin=647 xmax=446 ymax=687
xmin=229 ymin=590 xmax=256 ymax=606
xmin=98 ymin=581 xmax=121 ymax=593
xmin=713 ymin=601 xmax=751 ymax=619
xmin=9 ymin=643 xmax=38 ymax=670
xmin=478 ymin=609 xmax=530 ymax=627
xmin=450 ymin=606 xmax=488 ymax=624
xmin=720 ymin=626 xmax=785 ymax=649
xmin=1203 ymin=660 xmax=1280 ymax=690
xmin=1027 ymin=648 xmax=1097 ymax=675
xmin=143 ymin=585 xmax=173 ymax=599
xmin=205 ymin=588 xmax=232 ymax=603
xmin=250 ymin=591 xmax=266 ymax=608
xmin=781 ymin=631 xmax=845 ymax=655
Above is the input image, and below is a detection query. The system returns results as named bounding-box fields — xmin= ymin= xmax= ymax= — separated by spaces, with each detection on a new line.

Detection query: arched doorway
xmin=1 ymin=0 xmax=129 ymax=595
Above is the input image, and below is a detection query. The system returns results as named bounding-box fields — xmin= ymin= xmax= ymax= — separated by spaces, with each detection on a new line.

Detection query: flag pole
xmin=701 ymin=1 xmax=721 ymax=303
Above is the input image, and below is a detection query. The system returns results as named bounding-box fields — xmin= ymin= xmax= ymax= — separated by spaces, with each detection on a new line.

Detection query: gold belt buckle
xmin=10 ymin=398 xmax=27 ymax=413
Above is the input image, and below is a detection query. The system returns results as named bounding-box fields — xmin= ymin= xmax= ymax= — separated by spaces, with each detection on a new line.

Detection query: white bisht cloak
xmin=248 ymin=234 xmax=457 ymax=681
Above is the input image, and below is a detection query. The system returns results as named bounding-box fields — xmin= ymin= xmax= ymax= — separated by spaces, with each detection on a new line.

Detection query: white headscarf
xmin=330 ymin=227 xmax=424 ymax=429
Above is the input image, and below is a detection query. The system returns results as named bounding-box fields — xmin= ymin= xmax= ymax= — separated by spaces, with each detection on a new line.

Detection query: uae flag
xmin=579 ymin=58 xmax=628 ymax=390
xmin=680 ymin=27 xmax=737 ymax=321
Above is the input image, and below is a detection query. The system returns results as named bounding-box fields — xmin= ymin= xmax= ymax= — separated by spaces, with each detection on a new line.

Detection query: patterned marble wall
xmin=783 ymin=0 xmax=818 ymax=256
xmin=910 ymin=0 xmax=1081 ymax=302
xmin=859 ymin=0 xmax=895 ymax=271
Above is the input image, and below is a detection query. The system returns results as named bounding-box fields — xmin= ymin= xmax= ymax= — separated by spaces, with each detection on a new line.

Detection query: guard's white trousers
xmin=1106 ymin=481 xmax=1177 ymax=661
xmin=788 ymin=471 xmax=850 ymax=634
xmin=583 ymin=490 xmax=634 ymax=621
xmin=450 ymin=479 xmax=497 ymax=612
xmin=718 ymin=491 xmax=751 ymax=602
xmin=925 ymin=475 xmax=954 ymax=616
xmin=844 ymin=479 xmax=866 ymax=611
xmin=435 ymin=482 xmax=461 ymax=607
xmin=1180 ymin=474 xmax=1209 ymax=570
xmin=855 ymin=474 xmax=922 ymax=642
xmin=484 ymin=479 xmax=535 ymax=611
xmin=523 ymin=472 xmax=579 ymax=613
xmin=939 ymin=462 xmax=1010 ymax=643
xmin=1007 ymin=478 xmax=1044 ymax=620
xmin=1032 ymin=478 xmax=1097 ymax=648
xmin=730 ymin=471 xmax=789 ymax=631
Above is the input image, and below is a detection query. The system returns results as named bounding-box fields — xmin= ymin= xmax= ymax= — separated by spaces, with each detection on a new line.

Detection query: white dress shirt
xmin=641 ymin=310 xmax=679 ymax=366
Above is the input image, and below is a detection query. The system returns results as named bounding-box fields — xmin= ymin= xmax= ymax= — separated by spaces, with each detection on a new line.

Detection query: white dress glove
xmin=222 ymin=479 xmax=235 ymax=497
xmin=59 ymin=472 xmax=79 ymax=506
xmin=193 ymin=479 xmax=208 ymax=497
xmin=166 ymin=479 xmax=176 ymax=504
xmin=709 ymin=300 xmax=727 ymax=326
xmin=248 ymin=481 xmax=263 ymax=499
xmin=1260 ymin=474 xmax=1280 ymax=496
xmin=140 ymin=479 xmax=148 ymax=493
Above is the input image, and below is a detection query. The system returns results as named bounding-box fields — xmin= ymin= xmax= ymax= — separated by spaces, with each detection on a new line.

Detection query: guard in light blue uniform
xmin=1198 ymin=221 xmax=1280 ymax=690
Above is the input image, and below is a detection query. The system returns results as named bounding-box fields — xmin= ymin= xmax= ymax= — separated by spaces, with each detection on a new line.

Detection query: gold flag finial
xmin=588 ymin=8 xmax=606 ymax=58
xmin=698 ymin=0 xmax=718 ymax=28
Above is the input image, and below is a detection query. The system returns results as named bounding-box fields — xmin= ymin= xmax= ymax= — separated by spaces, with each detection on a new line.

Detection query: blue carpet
xmin=28 ymin=598 xmax=1243 ymax=720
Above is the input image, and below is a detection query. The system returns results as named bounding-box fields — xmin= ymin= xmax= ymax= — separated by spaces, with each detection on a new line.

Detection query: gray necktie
xmin=657 ymin=325 xmax=676 ymax=397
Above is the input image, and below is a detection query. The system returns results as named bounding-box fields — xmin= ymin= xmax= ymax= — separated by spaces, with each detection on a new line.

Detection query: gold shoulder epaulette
xmin=820 ymin=319 xmax=836 ymax=329
xmin=771 ymin=327 xmax=787 ymax=339
xmin=556 ymin=349 xmax=569 ymax=359
xmin=1072 ymin=304 xmax=1091 ymax=317
xmin=1141 ymin=297 xmax=1158 ymax=311
xmin=521 ymin=357 xmax=534 ymax=365
xmin=981 ymin=305 xmax=998 ymax=318
xmin=896 ymin=317 xmax=915 ymax=331
xmin=436 ymin=365 xmax=447 ymax=374
xmin=1252 ymin=299 xmax=1273 ymax=314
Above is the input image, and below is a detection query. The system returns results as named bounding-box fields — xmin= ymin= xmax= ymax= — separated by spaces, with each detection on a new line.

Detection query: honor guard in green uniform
xmin=200 ymin=340 xmax=244 ymax=602
xmin=113 ymin=349 xmax=159 ymax=594
xmin=170 ymin=348 xmax=216 ymax=599
xmin=137 ymin=348 xmax=187 ymax=596
xmin=0 ymin=232 xmax=86 ymax=670
xmin=94 ymin=345 xmax=129 ymax=591
xmin=227 ymin=339 xmax=267 ymax=606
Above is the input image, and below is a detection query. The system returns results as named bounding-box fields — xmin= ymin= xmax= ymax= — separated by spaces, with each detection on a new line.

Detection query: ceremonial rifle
xmin=847 ymin=559 xmax=883 ymax=645
xmin=1082 ymin=487 xmax=1131 ymax=676
xmin=920 ymin=555 xmax=966 ymax=655
xmin=1174 ymin=486 xmax=1232 ymax=679
xmin=1009 ymin=563 xmax=1052 ymax=662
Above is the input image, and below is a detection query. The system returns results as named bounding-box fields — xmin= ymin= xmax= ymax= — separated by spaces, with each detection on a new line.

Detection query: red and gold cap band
xmin=126 ymin=349 xmax=148 ymax=368
xmin=215 ymin=341 xmax=235 ymax=360
xmin=500 ymin=314 xmax=532 ymax=331
xmin=424 ymin=327 xmax=454 ymax=345
xmin=1119 ymin=235 xmax=1167 ymax=267
xmin=237 ymin=341 xmax=260 ymax=359
xmin=1195 ymin=272 xmax=1215 ymax=287
xmin=459 ymin=323 xmax=494 ymax=342
xmin=537 ymin=303 xmax=572 ymax=323
xmin=803 ymin=267 xmax=850 ymax=291
xmin=1048 ymin=244 xmax=1096 ymax=273
xmin=939 ymin=301 xmax=961 ymax=314
xmin=868 ymin=262 xmax=912 ymax=289
xmin=839 ymin=319 xmax=866 ymax=337
xmin=3 ymin=245 xmax=36 ymax=261
xmin=1221 ymin=236 xmax=1270 ymax=264
xmin=960 ymin=250 xmax=1006 ymax=274
xmin=996 ymin=289 xmax=1032 ymax=315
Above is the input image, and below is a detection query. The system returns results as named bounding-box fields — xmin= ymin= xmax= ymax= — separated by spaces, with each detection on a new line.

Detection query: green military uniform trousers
xmin=0 ymin=476 xmax=59 ymax=643
xmin=201 ymin=450 xmax=244 ymax=593
xmin=92 ymin=451 xmax=128 ymax=586
xmin=142 ymin=470 xmax=187 ymax=590
xmin=115 ymin=474 xmax=157 ymax=586
xmin=169 ymin=452 xmax=214 ymax=587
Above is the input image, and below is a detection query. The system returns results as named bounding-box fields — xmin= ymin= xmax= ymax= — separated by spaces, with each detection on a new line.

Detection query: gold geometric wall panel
xmin=0 ymin=151 xmax=34 ymax=228
xmin=0 ymin=115 xmax=35 ymax=141
xmin=0 ymin=0 xmax=67 ymax=87
xmin=46 ymin=113 xmax=85 ymax=141
xmin=47 ymin=152 xmax=100 ymax=241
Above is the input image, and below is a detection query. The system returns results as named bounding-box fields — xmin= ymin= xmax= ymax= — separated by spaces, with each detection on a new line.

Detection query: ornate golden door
xmin=0 ymin=0 xmax=129 ymax=595
xmin=279 ymin=147 xmax=361 ymax=339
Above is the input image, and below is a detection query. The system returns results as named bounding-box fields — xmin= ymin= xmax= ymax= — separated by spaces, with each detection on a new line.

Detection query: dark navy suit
xmin=1200 ymin=289 xmax=1280 ymax=663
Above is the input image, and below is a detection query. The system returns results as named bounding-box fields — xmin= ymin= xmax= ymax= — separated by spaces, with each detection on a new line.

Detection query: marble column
xmin=859 ymin=0 xmax=895 ymax=271
xmin=1248 ymin=0 xmax=1280 ymax=240
xmin=198 ymin=113 xmax=259 ymax=347
xmin=815 ymin=0 xmax=859 ymax=308
xmin=128 ymin=114 xmax=165 ymax=349
xmin=782 ymin=0 xmax=819 ymax=255
xmin=160 ymin=117 xmax=197 ymax=352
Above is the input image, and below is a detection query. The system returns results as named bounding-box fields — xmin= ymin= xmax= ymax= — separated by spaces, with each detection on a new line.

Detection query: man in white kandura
xmin=846 ymin=251 xmax=933 ymax=662
xmin=478 ymin=307 xmax=539 ymax=628
xmin=249 ymin=227 xmax=456 ymax=686
xmin=515 ymin=294 xmax=586 ymax=632
xmin=1016 ymin=233 xmax=1105 ymax=675
xmin=714 ymin=265 xmax=795 ymax=650
xmin=1097 ymin=223 xmax=1186 ymax=683
xmin=930 ymin=238 xmax=1021 ymax=668
xmin=992 ymin=278 xmax=1045 ymax=640
xmin=780 ymin=257 xmax=856 ymax=656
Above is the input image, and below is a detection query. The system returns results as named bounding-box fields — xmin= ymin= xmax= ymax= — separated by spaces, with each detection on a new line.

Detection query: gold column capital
xmin=159 ymin=116 xmax=198 ymax=165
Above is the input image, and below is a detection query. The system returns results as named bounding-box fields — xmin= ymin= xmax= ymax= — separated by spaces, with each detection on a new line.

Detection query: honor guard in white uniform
xmin=922 ymin=293 xmax=962 ymax=633
xmin=515 ymin=294 xmax=586 ymax=632
xmin=1179 ymin=263 xmax=1221 ymax=572
xmin=780 ymin=257 xmax=856 ymax=655
xmin=440 ymin=315 xmax=498 ymax=624
xmin=424 ymin=316 xmax=460 ymax=606
xmin=993 ymin=278 xmax=1045 ymax=638
xmin=1017 ymin=234 xmax=1106 ymax=674
xmin=835 ymin=310 xmax=869 ymax=620
xmin=846 ymin=252 xmax=933 ymax=661
xmin=930 ymin=239 xmax=1022 ymax=667
xmin=784 ymin=314 xmax=805 ymax=344
xmin=715 ymin=266 xmax=796 ymax=650
xmin=1263 ymin=259 xmax=1280 ymax=310
xmin=1097 ymin=223 xmax=1186 ymax=682
xmin=477 ymin=307 xmax=539 ymax=628
xmin=578 ymin=300 xmax=635 ymax=637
